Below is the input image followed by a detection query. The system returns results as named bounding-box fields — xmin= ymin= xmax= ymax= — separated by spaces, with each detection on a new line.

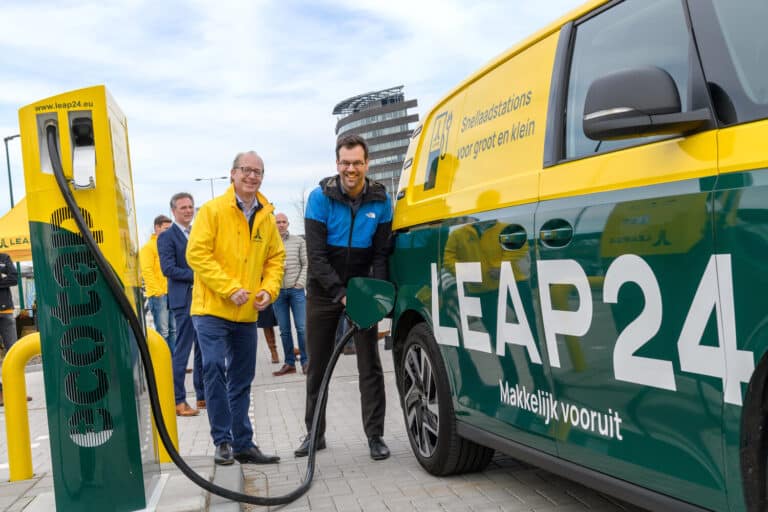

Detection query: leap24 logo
xmin=0 ymin=236 xmax=29 ymax=249
xmin=424 ymin=111 xmax=452 ymax=190
xmin=430 ymin=253 xmax=755 ymax=406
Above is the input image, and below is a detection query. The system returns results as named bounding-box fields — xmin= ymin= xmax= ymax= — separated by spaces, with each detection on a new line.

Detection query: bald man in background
xmin=272 ymin=212 xmax=308 ymax=376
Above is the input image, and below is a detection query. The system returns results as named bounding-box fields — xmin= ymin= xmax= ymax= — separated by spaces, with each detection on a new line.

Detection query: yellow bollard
xmin=146 ymin=328 xmax=178 ymax=463
xmin=2 ymin=333 xmax=41 ymax=481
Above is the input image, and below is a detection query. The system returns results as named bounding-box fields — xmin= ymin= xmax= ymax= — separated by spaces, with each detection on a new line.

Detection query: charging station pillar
xmin=18 ymin=86 xmax=159 ymax=511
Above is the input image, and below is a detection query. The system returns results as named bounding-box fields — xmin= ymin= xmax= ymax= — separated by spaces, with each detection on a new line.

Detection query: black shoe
xmin=368 ymin=436 xmax=390 ymax=461
xmin=214 ymin=442 xmax=234 ymax=465
xmin=293 ymin=435 xmax=326 ymax=457
xmin=233 ymin=446 xmax=280 ymax=464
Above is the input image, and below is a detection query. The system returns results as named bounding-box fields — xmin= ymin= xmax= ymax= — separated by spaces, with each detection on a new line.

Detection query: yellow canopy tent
xmin=0 ymin=197 xmax=31 ymax=262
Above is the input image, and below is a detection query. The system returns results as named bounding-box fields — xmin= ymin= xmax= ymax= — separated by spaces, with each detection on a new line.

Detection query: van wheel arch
xmin=392 ymin=310 xmax=427 ymax=396
xmin=396 ymin=321 xmax=494 ymax=476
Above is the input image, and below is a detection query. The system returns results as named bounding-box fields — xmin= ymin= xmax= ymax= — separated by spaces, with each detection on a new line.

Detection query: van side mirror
xmin=583 ymin=66 xmax=711 ymax=141
xmin=345 ymin=278 xmax=395 ymax=330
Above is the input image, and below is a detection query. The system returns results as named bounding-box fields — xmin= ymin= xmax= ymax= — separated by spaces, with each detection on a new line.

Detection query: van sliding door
xmin=537 ymin=1 xmax=725 ymax=510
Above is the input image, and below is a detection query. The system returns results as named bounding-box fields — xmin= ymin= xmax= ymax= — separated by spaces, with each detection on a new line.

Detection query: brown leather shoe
xmin=176 ymin=402 xmax=199 ymax=416
xmin=272 ymin=364 xmax=296 ymax=376
xmin=196 ymin=400 xmax=206 ymax=409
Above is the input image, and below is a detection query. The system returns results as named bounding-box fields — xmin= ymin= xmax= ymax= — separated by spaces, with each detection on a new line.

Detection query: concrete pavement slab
xmin=0 ymin=325 xmax=648 ymax=511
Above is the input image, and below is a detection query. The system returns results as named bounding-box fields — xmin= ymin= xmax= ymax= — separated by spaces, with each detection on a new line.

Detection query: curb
xmin=209 ymin=463 xmax=243 ymax=512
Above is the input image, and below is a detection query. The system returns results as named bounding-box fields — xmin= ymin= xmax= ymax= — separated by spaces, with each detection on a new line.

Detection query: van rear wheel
xmin=399 ymin=323 xmax=493 ymax=475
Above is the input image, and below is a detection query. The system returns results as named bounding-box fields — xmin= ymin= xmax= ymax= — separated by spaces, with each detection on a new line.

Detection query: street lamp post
xmin=3 ymin=134 xmax=24 ymax=310
xmin=194 ymin=176 xmax=228 ymax=199
xmin=4 ymin=134 xmax=19 ymax=208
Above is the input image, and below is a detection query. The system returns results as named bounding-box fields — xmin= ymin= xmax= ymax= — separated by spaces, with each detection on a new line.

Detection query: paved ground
xmin=0 ymin=329 xmax=647 ymax=511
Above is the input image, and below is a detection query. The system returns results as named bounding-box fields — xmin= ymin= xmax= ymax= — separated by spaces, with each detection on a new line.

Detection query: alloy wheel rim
xmin=403 ymin=344 xmax=439 ymax=458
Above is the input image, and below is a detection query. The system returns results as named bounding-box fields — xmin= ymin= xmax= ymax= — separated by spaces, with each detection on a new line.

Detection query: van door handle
xmin=498 ymin=227 xmax=527 ymax=250
xmin=539 ymin=219 xmax=573 ymax=248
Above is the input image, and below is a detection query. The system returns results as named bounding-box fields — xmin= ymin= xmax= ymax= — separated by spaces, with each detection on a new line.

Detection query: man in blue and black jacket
xmin=295 ymin=134 xmax=393 ymax=461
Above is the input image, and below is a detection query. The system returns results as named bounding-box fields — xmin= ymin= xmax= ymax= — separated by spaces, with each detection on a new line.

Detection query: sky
xmin=0 ymin=0 xmax=585 ymax=242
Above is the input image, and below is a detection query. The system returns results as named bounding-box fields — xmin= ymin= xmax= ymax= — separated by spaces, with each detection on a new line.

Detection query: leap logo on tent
xmin=0 ymin=236 xmax=29 ymax=249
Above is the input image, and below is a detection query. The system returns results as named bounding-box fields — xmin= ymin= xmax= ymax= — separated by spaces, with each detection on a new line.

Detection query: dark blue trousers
xmin=171 ymin=304 xmax=204 ymax=404
xmin=192 ymin=315 xmax=258 ymax=451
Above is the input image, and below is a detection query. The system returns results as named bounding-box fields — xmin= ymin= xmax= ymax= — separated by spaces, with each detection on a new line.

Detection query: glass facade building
xmin=333 ymin=85 xmax=418 ymax=199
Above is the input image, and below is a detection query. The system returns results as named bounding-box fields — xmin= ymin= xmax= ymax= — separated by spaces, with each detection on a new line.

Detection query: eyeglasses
xmin=338 ymin=160 xmax=366 ymax=169
xmin=236 ymin=166 xmax=264 ymax=177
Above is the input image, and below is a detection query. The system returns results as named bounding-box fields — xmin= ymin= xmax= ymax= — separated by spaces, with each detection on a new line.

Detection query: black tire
xmin=399 ymin=323 xmax=494 ymax=476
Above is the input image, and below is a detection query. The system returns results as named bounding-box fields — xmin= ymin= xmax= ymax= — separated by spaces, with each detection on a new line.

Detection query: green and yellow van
xmin=388 ymin=1 xmax=768 ymax=510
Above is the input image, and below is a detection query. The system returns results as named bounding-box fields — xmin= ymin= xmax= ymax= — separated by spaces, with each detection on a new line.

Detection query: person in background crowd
xmin=140 ymin=214 xmax=176 ymax=351
xmin=0 ymin=252 xmax=18 ymax=406
xmin=187 ymin=151 xmax=284 ymax=466
xmin=158 ymin=193 xmax=205 ymax=417
xmin=272 ymin=212 xmax=308 ymax=376
xmin=258 ymin=303 xmax=280 ymax=364
xmin=295 ymin=134 xmax=392 ymax=461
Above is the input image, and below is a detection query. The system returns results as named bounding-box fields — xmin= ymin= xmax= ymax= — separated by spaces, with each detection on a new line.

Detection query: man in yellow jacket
xmin=139 ymin=215 xmax=175 ymax=351
xmin=187 ymin=150 xmax=285 ymax=466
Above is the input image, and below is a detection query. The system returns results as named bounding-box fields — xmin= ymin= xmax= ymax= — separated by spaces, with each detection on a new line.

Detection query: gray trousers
xmin=0 ymin=313 xmax=18 ymax=392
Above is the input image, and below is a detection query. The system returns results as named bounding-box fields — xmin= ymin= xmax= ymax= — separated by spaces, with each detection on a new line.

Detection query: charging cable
xmin=46 ymin=122 xmax=349 ymax=506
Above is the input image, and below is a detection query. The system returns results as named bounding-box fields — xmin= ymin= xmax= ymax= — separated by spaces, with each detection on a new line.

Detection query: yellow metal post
xmin=146 ymin=328 xmax=178 ymax=463
xmin=2 ymin=333 xmax=41 ymax=481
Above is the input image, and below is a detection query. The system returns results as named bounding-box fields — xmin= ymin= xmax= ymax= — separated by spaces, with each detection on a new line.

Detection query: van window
xmin=711 ymin=0 xmax=768 ymax=106
xmin=565 ymin=0 xmax=691 ymax=160
xmin=688 ymin=0 xmax=768 ymax=125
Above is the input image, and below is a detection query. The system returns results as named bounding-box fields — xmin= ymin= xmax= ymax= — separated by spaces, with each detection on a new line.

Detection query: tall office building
xmin=333 ymin=85 xmax=418 ymax=199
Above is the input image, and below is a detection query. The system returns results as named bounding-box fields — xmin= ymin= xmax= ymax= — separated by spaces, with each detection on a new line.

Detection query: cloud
xmin=0 ymin=0 xmax=584 ymax=241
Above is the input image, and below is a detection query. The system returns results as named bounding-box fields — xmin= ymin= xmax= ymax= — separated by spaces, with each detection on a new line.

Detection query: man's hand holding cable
xmin=229 ymin=288 xmax=250 ymax=306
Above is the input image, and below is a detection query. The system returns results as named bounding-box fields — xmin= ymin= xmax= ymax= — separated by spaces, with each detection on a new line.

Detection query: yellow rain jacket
xmin=139 ymin=234 xmax=168 ymax=297
xmin=187 ymin=185 xmax=285 ymax=323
